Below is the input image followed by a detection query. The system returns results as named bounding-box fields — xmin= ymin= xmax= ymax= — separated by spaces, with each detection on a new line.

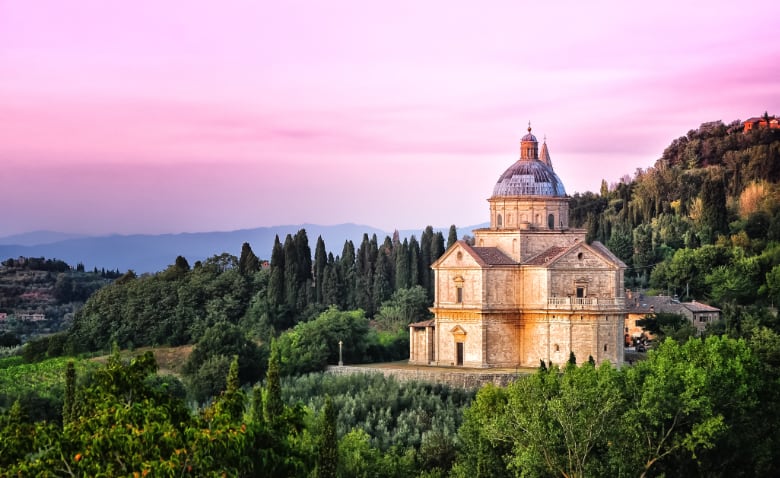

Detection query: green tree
xmin=447 ymin=224 xmax=458 ymax=249
xmin=267 ymin=234 xmax=288 ymax=330
xmin=314 ymin=235 xmax=328 ymax=304
xmin=481 ymin=363 xmax=624 ymax=478
xmin=372 ymin=246 xmax=394 ymax=310
xmin=637 ymin=311 xmax=694 ymax=342
xmin=284 ymin=234 xmax=300 ymax=311
xmin=600 ymin=178 xmax=609 ymax=197
xmin=315 ymin=395 xmax=338 ymax=478
xmin=276 ymin=307 xmax=371 ymax=375
xmin=700 ymin=172 xmax=728 ymax=239
xmin=183 ymin=322 xmax=267 ymax=402
xmin=340 ymin=240 xmax=358 ymax=310
xmin=238 ymin=242 xmax=261 ymax=276
xmin=62 ymin=361 xmax=76 ymax=425
xmin=616 ymin=336 xmax=762 ymax=477
xmin=408 ymin=236 xmax=421 ymax=288
xmin=374 ymin=286 xmax=432 ymax=332
xmin=264 ymin=339 xmax=284 ymax=429
xmin=395 ymin=239 xmax=410 ymax=290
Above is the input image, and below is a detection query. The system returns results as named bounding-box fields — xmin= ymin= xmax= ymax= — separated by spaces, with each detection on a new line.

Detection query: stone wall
xmin=326 ymin=365 xmax=526 ymax=389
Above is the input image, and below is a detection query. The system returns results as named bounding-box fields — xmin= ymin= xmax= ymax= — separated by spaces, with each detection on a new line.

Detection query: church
xmin=409 ymin=125 xmax=627 ymax=368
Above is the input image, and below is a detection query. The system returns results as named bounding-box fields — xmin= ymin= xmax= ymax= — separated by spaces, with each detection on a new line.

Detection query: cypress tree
xmin=314 ymin=236 xmax=327 ymax=304
xmin=355 ymin=234 xmax=374 ymax=314
xmin=250 ymin=384 xmax=264 ymax=426
xmin=265 ymin=340 xmax=284 ymax=430
xmin=174 ymin=255 xmax=191 ymax=273
xmin=238 ymin=242 xmax=260 ymax=276
xmin=428 ymin=231 xmax=445 ymax=299
xmin=267 ymin=236 xmax=285 ymax=308
xmin=382 ymin=235 xmax=396 ymax=288
xmin=63 ymin=360 xmax=76 ymax=425
xmin=420 ymin=227 xmax=434 ymax=295
xmin=568 ymin=351 xmax=577 ymax=366
xmin=340 ymin=241 xmax=357 ymax=309
xmin=431 ymin=231 xmax=445 ymax=263
xmin=322 ymin=264 xmax=342 ymax=308
xmin=373 ymin=248 xmax=393 ymax=309
xmin=368 ymin=234 xmax=379 ymax=273
xmin=315 ymin=395 xmax=338 ymax=478
xmin=447 ymin=224 xmax=458 ymax=249
xmin=221 ymin=355 xmax=244 ymax=422
xmin=701 ymin=173 xmax=728 ymax=237
xmin=283 ymin=234 xmax=299 ymax=311
xmin=395 ymin=238 xmax=410 ymax=290
xmin=294 ymin=229 xmax=313 ymax=283
xmin=408 ymin=236 xmax=421 ymax=287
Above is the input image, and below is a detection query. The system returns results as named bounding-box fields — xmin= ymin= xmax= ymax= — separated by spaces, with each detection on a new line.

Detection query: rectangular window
xmin=456 ymin=287 xmax=463 ymax=304
xmin=576 ymin=287 xmax=585 ymax=298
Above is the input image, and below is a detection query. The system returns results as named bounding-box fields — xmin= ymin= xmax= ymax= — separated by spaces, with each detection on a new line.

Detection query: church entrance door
xmin=456 ymin=342 xmax=464 ymax=366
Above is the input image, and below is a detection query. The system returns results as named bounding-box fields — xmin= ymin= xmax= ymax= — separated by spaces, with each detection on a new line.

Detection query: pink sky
xmin=1 ymin=1 xmax=779 ymax=237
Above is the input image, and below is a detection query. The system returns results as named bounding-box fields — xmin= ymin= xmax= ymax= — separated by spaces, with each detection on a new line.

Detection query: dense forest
xmin=3 ymin=117 xmax=780 ymax=476
xmin=571 ymin=120 xmax=780 ymax=305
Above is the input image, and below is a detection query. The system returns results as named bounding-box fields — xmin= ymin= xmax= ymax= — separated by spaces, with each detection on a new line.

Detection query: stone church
xmin=409 ymin=126 xmax=627 ymax=368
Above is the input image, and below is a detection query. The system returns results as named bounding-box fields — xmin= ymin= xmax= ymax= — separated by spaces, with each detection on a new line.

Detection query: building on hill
xmin=743 ymin=115 xmax=780 ymax=133
xmin=410 ymin=125 xmax=628 ymax=368
xmin=626 ymin=293 xmax=720 ymax=337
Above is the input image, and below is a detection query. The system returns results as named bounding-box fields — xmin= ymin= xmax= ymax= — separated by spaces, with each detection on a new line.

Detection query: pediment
xmin=432 ymin=241 xmax=484 ymax=270
xmin=546 ymin=242 xmax=622 ymax=270
xmin=450 ymin=325 xmax=467 ymax=336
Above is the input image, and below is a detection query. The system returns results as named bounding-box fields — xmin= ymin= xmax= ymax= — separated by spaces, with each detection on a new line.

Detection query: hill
xmin=0 ymin=258 xmax=112 ymax=341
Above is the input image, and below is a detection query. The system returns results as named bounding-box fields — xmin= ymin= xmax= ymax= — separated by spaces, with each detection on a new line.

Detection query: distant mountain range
xmin=0 ymin=223 xmax=487 ymax=274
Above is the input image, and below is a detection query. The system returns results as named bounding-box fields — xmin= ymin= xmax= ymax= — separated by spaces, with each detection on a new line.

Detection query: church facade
xmin=410 ymin=126 xmax=627 ymax=368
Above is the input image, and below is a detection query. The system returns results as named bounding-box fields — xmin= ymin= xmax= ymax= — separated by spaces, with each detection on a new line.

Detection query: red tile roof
xmin=470 ymin=247 xmax=515 ymax=265
xmin=682 ymin=301 xmax=720 ymax=313
xmin=524 ymin=246 xmax=568 ymax=265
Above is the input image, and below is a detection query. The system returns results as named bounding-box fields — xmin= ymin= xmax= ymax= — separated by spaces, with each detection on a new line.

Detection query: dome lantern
xmin=494 ymin=124 xmax=566 ymax=198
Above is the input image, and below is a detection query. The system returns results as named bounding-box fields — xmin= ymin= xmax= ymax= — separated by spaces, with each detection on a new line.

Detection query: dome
xmin=492 ymin=159 xmax=567 ymax=197
xmin=521 ymin=132 xmax=538 ymax=142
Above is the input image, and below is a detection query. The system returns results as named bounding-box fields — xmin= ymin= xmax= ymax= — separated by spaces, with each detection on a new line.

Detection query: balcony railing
xmin=547 ymin=297 xmax=626 ymax=310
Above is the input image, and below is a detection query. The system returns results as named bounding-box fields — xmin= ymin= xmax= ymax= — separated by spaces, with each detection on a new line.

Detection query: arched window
xmin=548 ymin=213 xmax=555 ymax=229
xmin=497 ymin=214 xmax=503 ymax=227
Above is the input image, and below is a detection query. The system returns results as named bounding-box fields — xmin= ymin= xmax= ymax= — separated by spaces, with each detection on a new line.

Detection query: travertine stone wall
xmin=485 ymin=269 xmax=518 ymax=306
xmin=409 ymin=327 xmax=435 ymax=365
xmin=434 ymin=315 xmax=485 ymax=367
xmin=485 ymin=318 xmax=522 ymax=365
xmin=488 ymin=197 xmax=570 ymax=232
xmin=435 ymin=267 xmax=485 ymax=306
xmin=515 ymin=314 xmax=623 ymax=366
xmin=474 ymin=228 xmax=586 ymax=262
xmin=518 ymin=268 xmax=547 ymax=307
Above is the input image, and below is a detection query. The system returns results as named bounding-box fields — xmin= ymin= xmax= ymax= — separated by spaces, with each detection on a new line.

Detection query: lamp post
xmin=338 ymin=340 xmax=343 ymax=366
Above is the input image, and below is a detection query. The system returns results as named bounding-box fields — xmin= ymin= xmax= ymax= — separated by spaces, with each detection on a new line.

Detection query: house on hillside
xmin=743 ymin=115 xmax=780 ymax=133
xmin=626 ymin=292 xmax=720 ymax=337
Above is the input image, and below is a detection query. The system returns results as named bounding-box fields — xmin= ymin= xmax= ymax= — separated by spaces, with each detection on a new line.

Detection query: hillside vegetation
xmin=0 ymin=257 xmax=117 ymax=347
xmin=571 ymin=120 xmax=780 ymax=306
xmin=4 ymin=116 xmax=780 ymax=476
